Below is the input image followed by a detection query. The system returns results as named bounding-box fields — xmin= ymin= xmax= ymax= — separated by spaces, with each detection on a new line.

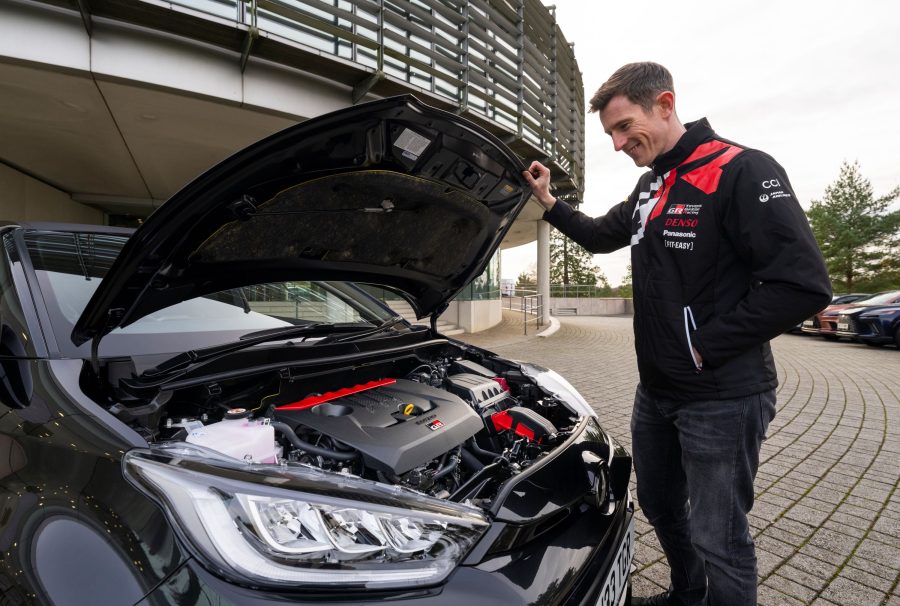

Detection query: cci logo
xmin=762 ymin=179 xmax=781 ymax=189
xmin=759 ymin=194 xmax=770 ymax=203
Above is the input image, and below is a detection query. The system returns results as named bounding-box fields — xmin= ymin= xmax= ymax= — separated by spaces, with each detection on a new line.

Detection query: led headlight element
xmin=124 ymin=446 xmax=489 ymax=589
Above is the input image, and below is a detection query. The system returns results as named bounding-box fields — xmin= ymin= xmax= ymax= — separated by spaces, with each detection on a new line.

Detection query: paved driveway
xmin=458 ymin=312 xmax=899 ymax=606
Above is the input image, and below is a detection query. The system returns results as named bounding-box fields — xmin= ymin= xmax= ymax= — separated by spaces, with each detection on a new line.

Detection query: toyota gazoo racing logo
xmin=666 ymin=203 xmax=702 ymax=216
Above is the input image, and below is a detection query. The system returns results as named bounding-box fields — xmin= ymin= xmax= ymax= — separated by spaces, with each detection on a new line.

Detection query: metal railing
xmin=505 ymin=289 xmax=542 ymax=334
xmin=549 ymin=283 xmax=613 ymax=298
xmin=68 ymin=0 xmax=585 ymax=198
xmin=521 ymin=293 xmax=543 ymax=334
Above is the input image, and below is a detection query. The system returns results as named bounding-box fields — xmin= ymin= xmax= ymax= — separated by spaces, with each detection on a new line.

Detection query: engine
xmin=137 ymin=355 xmax=578 ymax=504
xmin=274 ymin=378 xmax=484 ymax=475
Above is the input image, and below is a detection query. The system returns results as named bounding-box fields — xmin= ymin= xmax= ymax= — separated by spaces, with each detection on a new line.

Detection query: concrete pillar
xmin=537 ymin=220 xmax=551 ymax=325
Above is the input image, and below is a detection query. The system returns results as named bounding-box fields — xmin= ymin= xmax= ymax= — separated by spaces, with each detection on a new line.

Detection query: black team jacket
xmin=544 ymin=119 xmax=831 ymax=400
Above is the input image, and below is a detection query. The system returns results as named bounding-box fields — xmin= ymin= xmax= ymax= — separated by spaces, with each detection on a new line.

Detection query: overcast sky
xmin=502 ymin=0 xmax=900 ymax=284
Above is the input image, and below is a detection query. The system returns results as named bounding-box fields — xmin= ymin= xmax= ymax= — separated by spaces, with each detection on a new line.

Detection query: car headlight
xmin=518 ymin=362 xmax=596 ymax=417
xmin=123 ymin=444 xmax=489 ymax=589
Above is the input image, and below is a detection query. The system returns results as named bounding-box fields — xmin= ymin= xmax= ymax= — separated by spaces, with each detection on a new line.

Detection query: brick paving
xmin=458 ymin=311 xmax=900 ymax=606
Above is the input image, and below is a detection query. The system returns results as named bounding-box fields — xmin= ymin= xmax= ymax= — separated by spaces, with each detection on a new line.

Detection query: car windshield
xmin=23 ymin=230 xmax=397 ymax=357
xmin=832 ymin=294 xmax=868 ymax=304
xmin=858 ymin=291 xmax=900 ymax=305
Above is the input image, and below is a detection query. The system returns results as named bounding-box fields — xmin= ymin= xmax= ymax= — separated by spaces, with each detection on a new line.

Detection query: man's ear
xmin=655 ymin=91 xmax=676 ymax=117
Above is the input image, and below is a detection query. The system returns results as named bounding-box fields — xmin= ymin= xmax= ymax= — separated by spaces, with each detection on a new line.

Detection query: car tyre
xmin=894 ymin=326 xmax=900 ymax=348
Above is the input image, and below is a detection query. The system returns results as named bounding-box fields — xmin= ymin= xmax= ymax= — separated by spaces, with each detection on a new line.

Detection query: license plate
xmin=595 ymin=517 xmax=634 ymax=606
xmin=837 ymin=322 xmax=849 ymax=330
xmin=802 ymin=320 xmax=814 ymax=327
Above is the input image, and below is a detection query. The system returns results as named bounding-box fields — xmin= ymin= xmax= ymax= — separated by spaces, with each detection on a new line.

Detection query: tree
xmin=594 ymin=272 xmax=613 ymax=296
xmin=515 ymin=266 xmax=536 ymax=291
xmin=549 ymin=228 xmax=602 ymax=285
xmin=807 ymin=161 xmax=900 ymax=291
xmin=617 ymin=264 xmax=633 ymax=298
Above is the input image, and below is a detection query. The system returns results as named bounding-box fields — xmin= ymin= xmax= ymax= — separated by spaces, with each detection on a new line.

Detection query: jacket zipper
xmin=683 ymin=306 xmax=701 ymax=371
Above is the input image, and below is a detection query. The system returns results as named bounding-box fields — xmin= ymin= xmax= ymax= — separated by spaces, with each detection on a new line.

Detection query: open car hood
xmin=72 ymin=96 xmax=530 ymax=345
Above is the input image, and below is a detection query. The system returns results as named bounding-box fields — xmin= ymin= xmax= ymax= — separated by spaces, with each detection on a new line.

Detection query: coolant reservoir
xmin=186 ymin=408 xmax=279 ymax=463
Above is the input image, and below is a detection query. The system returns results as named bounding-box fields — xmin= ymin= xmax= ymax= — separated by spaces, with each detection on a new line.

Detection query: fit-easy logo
xmin=665 ymin=240 xmax=694 ymax=251
xmin=762 ymin=179 xmax=781 ymax=188
xmin=665 ymin=218 xmax=698 ymax=228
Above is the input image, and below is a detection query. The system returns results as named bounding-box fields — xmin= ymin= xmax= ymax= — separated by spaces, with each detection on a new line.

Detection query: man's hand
xmin=522 ymin=161 xmax=557 ymax=210
xmin=692 ymin=346 xmax=703 ymax=370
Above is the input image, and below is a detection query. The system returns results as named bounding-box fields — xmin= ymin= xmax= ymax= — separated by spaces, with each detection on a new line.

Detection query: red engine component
xmin=490 ymin=407 xmax=556 ymax=443
xmin=275 ymin=378 xmax=397 ymax=411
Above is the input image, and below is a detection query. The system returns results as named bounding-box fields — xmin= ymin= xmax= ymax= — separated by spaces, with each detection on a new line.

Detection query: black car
xmin=836 ymin=304 xmax=900 ymax=347
xmin=0 ymin=97 xmax=633 ymax=606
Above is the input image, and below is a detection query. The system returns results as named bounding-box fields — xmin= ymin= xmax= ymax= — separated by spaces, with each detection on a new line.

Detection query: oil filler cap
xmin=399 ymin=403 xmax=424 ymax=416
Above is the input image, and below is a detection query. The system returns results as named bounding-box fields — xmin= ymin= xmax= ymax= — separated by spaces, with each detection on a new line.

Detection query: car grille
xmin=838 ymin=315 xmax=858 ymax=334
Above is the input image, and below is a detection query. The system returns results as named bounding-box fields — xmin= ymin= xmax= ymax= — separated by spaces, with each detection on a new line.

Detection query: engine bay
xmin=103 ymin=342 xmax=587 ymax=508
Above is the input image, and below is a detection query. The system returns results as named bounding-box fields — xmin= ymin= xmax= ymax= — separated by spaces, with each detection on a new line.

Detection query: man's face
xmin=599 ymin=94 xmax=670 ymax=167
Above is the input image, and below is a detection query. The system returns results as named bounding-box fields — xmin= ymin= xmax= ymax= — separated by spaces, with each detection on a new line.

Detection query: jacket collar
xmin=650 ymin=118 xmax=715 ymax=175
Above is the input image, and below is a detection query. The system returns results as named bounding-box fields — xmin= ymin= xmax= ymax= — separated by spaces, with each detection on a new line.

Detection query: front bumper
xmin=855 ymin=318 xmax=894 ymax=344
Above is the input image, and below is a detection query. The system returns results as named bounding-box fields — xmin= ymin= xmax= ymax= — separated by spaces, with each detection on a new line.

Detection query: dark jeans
xmin=631 ymin=384 xmax=776 ymax=606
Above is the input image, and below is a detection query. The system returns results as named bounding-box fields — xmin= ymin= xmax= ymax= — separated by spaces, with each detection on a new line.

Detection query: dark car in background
xmin=0 ymin=97 xmax=633 ymax=606
xmin=804 ymin=292 xmax=900 ymax=340
xmin=799 ymin=293 xmax=871 ymax=335
xmin=836 ymin=304 xmax=900 ymax=347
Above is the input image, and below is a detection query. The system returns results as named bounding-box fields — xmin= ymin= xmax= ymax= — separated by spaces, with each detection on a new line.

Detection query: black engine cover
xmin=275 ymin=379 xmax=482 ymax=474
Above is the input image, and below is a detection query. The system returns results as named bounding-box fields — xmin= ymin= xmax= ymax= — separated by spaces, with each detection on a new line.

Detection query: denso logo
xmin=762 ymin=179 xmax=781 ymax=188
xmin=665 ymin=218 xmax=698 ymax=228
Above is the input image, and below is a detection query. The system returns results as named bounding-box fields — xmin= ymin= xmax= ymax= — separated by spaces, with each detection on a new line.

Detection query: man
xmin=523 ymin=62 xmax=831 ymax=606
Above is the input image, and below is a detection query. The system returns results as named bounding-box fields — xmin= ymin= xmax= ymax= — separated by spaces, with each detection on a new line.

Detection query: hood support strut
xmin=90 ymin=307 xmax=125 ymax=375
xmin=431 ymin=302 xmax=449 ymax=333
xmin=90 ymin=335 xmax=101 ymax=376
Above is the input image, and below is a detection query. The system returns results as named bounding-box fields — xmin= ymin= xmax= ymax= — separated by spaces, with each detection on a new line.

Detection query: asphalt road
xmin=459 ymin=312 xmax=900 ymax=606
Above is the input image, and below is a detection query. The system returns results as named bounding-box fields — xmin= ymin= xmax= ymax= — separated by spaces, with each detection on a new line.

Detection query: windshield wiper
xmin=138 ymin=321 xmax=372 ymax=380
xmin=314 ymin=315 xmax=407 ymax=345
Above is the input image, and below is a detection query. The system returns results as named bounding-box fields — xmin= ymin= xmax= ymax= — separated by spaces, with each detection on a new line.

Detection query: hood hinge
xmin=229 ymin=195 xmax=258 ymax=221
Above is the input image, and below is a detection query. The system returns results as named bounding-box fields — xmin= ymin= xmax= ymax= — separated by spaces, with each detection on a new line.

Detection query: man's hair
xmin=589 ymin=62 xmax=674 ymax=114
